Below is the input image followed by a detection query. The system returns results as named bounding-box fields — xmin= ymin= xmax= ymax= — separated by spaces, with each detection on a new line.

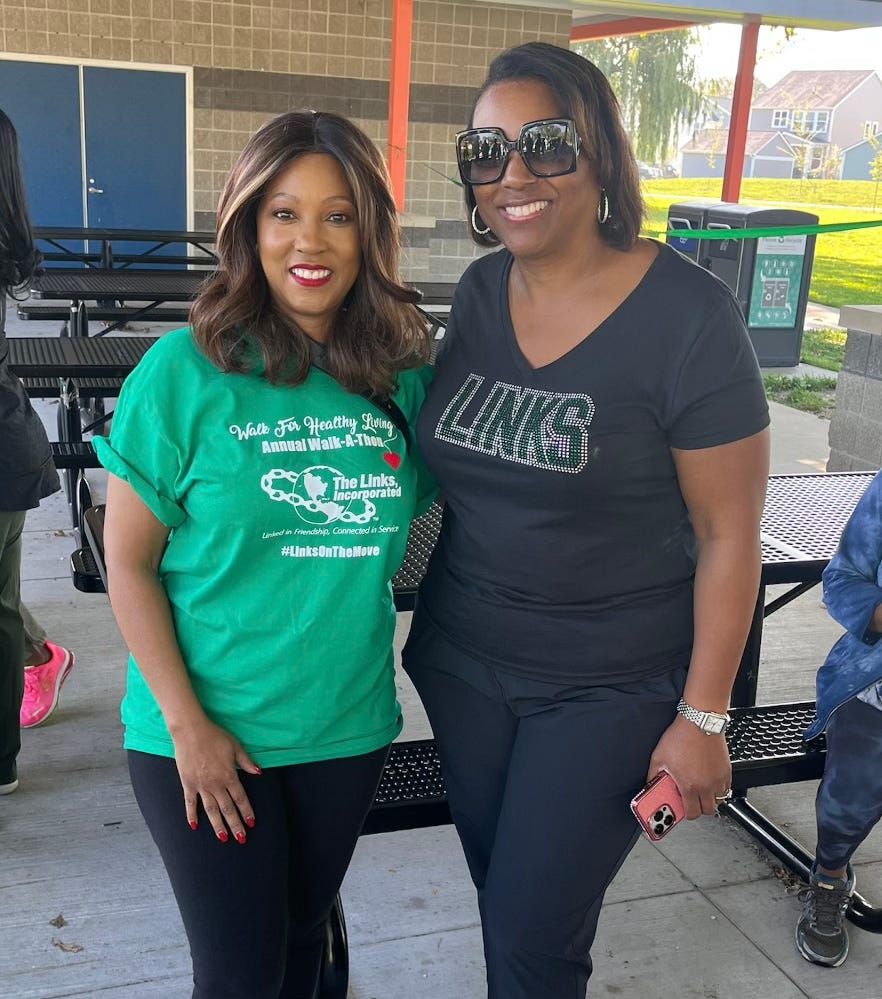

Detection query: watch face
xmin=704 ymin=715 xmax=727 ymax=735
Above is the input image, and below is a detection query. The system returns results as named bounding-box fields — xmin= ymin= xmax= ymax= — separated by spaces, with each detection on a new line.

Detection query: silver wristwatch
xmin=676 ymin=698 xmax=731 ymax=735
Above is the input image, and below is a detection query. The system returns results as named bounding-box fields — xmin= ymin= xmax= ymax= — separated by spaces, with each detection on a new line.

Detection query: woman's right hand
xmin=171 ymin=717 xmax=261 ymax=843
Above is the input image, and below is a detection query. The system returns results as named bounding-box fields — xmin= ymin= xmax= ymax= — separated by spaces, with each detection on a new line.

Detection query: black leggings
xmin=128 ymin=745 xmax=389 ymax=999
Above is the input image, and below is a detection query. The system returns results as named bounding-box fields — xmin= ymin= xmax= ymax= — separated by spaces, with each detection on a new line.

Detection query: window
xmin=863 ymin=120 xmax=880 ymax=139
xmin=791 ymin=110 xmax=830 ymax=135
xmin=772 ymin=110 xmax=790 ymax=128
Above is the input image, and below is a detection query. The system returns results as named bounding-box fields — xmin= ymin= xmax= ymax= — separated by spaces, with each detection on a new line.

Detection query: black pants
xmin=128 ymin=745 xmax=389 ymax=999
xmin=402 ymin=604 xmax=687 ymax=999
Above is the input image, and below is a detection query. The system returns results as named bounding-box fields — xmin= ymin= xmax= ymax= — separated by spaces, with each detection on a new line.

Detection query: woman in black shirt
xmin=403 ymin=43 xmax=770 ymax=998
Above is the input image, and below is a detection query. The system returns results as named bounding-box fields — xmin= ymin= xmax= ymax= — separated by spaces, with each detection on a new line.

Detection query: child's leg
xmin=815 ymin=693 xmax=882 ymax=874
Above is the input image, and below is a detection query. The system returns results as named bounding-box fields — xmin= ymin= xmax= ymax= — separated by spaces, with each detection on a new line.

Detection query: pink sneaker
xmin=20 ymin=641 xmax=75 ymax=728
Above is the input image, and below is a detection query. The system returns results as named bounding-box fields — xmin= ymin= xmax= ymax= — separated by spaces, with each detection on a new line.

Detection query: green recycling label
xmin=747 ymin=234 xmax=807 ymax=328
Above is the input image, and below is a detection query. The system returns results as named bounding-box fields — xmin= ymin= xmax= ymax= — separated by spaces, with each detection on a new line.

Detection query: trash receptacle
xmin=701 ymin=204 xmax=818 ymax=367
xmin=665 ymin=200 xmax=722 ymax=262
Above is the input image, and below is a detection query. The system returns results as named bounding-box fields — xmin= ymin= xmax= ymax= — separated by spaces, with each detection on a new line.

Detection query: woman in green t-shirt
xmin=96 ymin=111 xmax=434 ymax=999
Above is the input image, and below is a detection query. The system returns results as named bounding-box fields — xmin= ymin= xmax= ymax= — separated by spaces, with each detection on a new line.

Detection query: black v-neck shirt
xmin=416 ymin=242 xmax=769 ymax=683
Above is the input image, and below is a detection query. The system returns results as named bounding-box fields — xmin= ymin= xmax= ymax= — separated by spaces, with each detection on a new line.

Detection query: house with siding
xmin=680 ymin=69 xmax=882 ymax=180
xmin=681 ymin=129 xmax=804 ymax=179
xmin=841 ymin=132 xmax=882 ymax=181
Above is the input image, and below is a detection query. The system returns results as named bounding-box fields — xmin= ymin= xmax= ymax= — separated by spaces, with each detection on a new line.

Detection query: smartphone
xmin=630 ymin=770 xmax=685 ymax=841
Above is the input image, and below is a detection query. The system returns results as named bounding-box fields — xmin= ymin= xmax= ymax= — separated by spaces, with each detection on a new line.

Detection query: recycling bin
xmin=665 ymin=200 xmax=722 ymax=262
xmin=701 ymin=204 xmax=818 ymax=367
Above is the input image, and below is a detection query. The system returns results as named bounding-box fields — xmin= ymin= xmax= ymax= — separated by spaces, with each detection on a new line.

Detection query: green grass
xmin=640 ymin=178 xmax=882 ymax=309
xmin=645 ymin=177 xmax=882 ymax=210
xmin=762 ymin=373 xmax=838 ymax=418
xmin=800 ymin=327 xmax=847 ymax=371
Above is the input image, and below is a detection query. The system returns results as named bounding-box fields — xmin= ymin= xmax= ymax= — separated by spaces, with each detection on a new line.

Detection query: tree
xmin=869 ymin=134 xmax=882 ymax=211
xmin=821 ymin=144 xmax=843 ymax=181
xmin=702 ymin=76 xmax=767 ymax=101
xmin=573 ymin=29 xmax=703 ymax=165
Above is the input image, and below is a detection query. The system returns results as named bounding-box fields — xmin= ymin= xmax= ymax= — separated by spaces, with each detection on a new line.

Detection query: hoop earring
xmin=471 ymin=205 xmax=491 ymax=236
xmin=597 ymin=189 xmax=610 ymax=225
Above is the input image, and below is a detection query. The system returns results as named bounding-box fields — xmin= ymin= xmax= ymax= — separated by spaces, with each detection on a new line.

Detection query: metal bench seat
xmin=50 ymin=441 xmax=101 ymax=469
xmin=362 ymin=740 xmax=450 ymax=834
xmin=18 ymin=304 xmax=190 ymax=323
xmin=70 ymin=543 xmax=105 ymax=594
xmin=728 ymin=701 xmax=825 ymax=789
xmin=22 ymin=375 xmax=125 ymax=397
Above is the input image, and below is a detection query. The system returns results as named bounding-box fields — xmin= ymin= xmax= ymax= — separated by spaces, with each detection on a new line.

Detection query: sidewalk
xmin=2 ymin=313 xmax=881 ymax=999
xmin=763 ymin=301 xmax=842 ymax=382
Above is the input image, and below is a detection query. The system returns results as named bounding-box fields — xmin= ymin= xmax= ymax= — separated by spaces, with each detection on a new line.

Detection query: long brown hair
xmin=464 ymin=43 xmax=645 ymax=252
xmin=190 ymin=110 xmax=429 ymax=396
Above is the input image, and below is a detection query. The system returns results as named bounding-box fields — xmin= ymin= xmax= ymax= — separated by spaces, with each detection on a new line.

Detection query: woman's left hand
xmin=646 ymin=715 xmax=732 ymax=819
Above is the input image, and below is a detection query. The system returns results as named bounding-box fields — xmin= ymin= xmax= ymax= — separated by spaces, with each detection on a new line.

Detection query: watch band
xmin=676 ymin=698 xmax=730 ymax=735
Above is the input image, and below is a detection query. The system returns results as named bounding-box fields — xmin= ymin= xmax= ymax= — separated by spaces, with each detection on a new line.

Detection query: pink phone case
xmin=630 ymin=770 xmax=686 ymax=840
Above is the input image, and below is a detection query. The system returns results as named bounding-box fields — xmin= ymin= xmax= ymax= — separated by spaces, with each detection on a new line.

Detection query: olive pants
xmin=0 ymin=510 xmax=26 ymax=785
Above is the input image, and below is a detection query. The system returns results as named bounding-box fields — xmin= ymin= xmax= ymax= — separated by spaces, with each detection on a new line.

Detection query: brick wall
xmin=827 ymin=306 xmax=882 ymax=472
xmin=0 ymin=0 xmax=571 ymax=280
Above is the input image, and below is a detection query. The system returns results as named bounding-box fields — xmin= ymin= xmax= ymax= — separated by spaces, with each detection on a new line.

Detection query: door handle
xmin=88 ymin=186 xmax=104 ymax=193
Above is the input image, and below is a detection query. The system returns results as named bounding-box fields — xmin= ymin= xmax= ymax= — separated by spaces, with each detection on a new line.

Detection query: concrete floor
xmin=2 ymin=305 xmax=881 ymax=998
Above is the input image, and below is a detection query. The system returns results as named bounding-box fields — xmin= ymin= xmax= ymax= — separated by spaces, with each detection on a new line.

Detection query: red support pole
xmin=721 ymin=20 xmax=760 ymax=203
xmin=387 ymin=0 xmax=413 ymax=212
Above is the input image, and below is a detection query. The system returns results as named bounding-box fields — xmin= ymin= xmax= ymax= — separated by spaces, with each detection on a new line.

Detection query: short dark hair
xmin=191 ymin=110 xmax=429 ymax=397
xmin=0 ymin=108 xmax=41 ymax=294
xmin=464 ymin=42 xmax=645 ymax=251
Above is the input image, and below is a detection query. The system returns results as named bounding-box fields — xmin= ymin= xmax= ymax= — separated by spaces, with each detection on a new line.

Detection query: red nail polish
xmin=245 ymin=815 xmax=255 ymax=828
xmin=235 ymin=831 xmax=246 ymax=844
xmin=189 ymin=820 xmax=198 ymax=830
xmin=254 ymin=766 xmax=263 ymax=775
xmin=217 ymin=830 xmax=229 ymax=843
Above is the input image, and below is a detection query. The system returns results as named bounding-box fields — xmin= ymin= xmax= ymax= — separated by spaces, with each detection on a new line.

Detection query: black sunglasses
xmin=455 ymin=118 xmax=582 ymax=186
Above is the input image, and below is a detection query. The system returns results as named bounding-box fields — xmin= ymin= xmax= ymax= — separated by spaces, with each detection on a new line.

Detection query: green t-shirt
xmin=94 ymin=327 xmax=435 ymax=767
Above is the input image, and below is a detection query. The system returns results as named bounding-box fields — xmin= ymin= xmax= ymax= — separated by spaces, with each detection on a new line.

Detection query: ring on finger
xmin=714 ymin=789 xmax=733 ymax=802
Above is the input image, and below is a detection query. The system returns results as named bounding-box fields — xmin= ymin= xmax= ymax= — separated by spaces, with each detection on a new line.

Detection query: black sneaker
xmin=795 ymin=867 xmax=854 ymax=967
xmin=0 ymin=760 xmax=18 ymax=795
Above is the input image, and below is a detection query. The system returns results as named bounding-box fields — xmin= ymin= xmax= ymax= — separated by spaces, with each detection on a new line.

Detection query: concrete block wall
xmin=0 ymin=0 xmax=571 ymax=280
xmin=828 ymin=305 xmax=882 ymax=472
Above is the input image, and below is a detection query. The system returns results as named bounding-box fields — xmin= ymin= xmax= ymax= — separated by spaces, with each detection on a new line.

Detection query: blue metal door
xmin=0 ymin=61 xmax=187 ymax=265
xmin=82 ymin=66 xmax=187 ymax=262
xmin=0 ymin=60 xmax=83 ymax=228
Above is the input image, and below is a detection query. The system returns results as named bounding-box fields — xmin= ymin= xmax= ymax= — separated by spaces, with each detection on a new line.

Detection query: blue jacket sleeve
xmin=822 ymin=470 xmax=882 ymax=645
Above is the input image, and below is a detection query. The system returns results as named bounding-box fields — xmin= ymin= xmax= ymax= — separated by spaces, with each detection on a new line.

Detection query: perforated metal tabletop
xmin=7 ymin=336 xmax=157 ymax=378
xmin=391 ymin=473 xmax=875 ymax=611
xmin=30 ymin=269 xmax=209 ymax=302
xmin=760 ymin=471 xmax=874 ymax=582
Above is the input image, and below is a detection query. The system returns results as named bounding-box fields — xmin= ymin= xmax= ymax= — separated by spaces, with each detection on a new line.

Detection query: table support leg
xmin=56 ymin=377 xmax=84 ymax=536
xmin=319 ymin=894 xmax=349 ymax=999
xmin=721 ymin=795 xmax=882 ymax=931
xmin=731 ymin=586 xmax=765 ymax=709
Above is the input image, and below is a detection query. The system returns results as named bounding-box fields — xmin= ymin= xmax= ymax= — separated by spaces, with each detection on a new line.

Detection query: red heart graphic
xmin=383 ymin=452 xmax=401 ymax=470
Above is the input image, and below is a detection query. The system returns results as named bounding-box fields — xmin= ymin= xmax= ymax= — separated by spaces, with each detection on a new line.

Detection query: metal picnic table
xmin=26 ymin=268 xmax=208 ymax=338
xmin=33 ymin=226 xmax=218 ymax=269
